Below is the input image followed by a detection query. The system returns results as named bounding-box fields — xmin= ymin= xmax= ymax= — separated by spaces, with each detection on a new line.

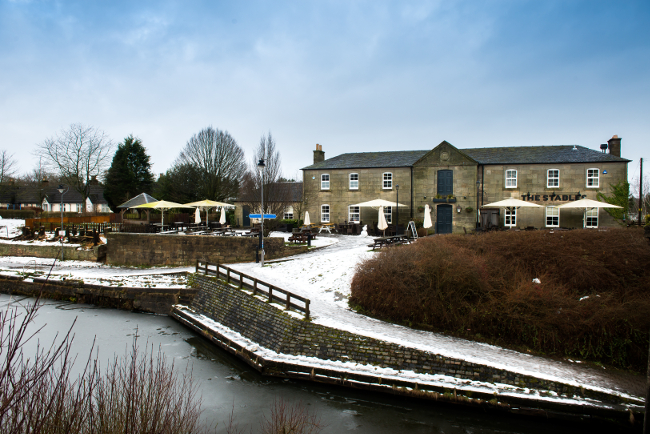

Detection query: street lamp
xmin=257 ymin=158 xmax=266 ymax=267
xmin=57 ymin=184 xmax=68 ymax=260
xmin=395 ymin=184 xmax=399 ymax=236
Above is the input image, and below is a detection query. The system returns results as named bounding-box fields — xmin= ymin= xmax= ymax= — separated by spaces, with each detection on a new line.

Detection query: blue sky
xmin=1 ymin=0 xmax=648 ymax=184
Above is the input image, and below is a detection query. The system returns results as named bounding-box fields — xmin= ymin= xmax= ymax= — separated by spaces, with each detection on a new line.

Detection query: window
xmin=383 ymin=172 xmax=392 ymax=189
xmin=547 ymin=169 xmax=559 ymax=188
xmin=349 ymin=173 xmax=359 ymax=190
xmin=586 ymin=168 xmax=599 ymax=188
xmin=546 ymin=206 xmax=559 ymax=227
xmin=321 ymin=174 xmax=330 ymax=190
xmin=586 ymin=208 xmax=598 ymax=228
xmin=348 ymin=205 xmax=360 ymax=223
xmin=284 ymin=206 xmax=294 ymax=220
xmin=504 ymin=208 xmax=516 ymax=227
xmin=384 ymin=206 xmax=392 ymax=224
xmin=321 ymin=204 xmax=330 ymax=223
xmin=505 ymin=170 xmax=517 ymax=188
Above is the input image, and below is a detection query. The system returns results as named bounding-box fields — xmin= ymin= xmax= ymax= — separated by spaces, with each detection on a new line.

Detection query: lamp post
xmin=57 ymin=184 xmax=68 ymax=260
xmin=257 ymin=158 xmax=266 ymax=267
xmin=395 ymin=184 xmax=399 ymax=236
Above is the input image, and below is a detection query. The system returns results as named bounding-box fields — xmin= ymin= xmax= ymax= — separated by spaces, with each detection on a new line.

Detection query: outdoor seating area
xmin=367 ymin=234 xmax=411 ymax=250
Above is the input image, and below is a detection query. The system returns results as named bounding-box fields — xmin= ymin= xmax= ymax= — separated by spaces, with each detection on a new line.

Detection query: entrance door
xmin=436 ymin=204 xmax=453 ymax=234
xmin=437 ymin=170 xmax=453 ymax=197
xmin=243 ymin=205 xmax=250 ymax=227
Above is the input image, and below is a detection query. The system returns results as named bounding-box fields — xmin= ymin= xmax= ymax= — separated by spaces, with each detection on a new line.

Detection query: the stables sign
xmin=521 ymin=193 xmax=587 ymax=202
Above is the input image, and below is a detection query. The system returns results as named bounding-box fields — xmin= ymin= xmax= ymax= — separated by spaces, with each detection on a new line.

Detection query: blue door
xmin=437 ymin=170 xmax=453 ymax=197
xmin=436 ymin=204 xmax=453 ymax=234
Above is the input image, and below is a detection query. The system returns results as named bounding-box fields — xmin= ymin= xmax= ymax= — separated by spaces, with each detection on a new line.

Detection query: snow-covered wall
xmin=186 ymin=274 xmax=627 ymax=405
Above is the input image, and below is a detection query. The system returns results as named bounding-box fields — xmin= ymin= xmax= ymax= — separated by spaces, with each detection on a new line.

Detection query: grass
xmin=350 ymin=227 xmax=650 ymax=372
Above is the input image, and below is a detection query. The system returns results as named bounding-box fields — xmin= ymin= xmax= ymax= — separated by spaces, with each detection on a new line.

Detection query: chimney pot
xmin=313 ymin=144 xmax=325 ymax=164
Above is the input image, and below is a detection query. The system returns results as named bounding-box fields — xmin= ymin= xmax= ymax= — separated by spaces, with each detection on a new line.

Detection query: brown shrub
xmin=350 ymin=228 xmax=650 ymax=371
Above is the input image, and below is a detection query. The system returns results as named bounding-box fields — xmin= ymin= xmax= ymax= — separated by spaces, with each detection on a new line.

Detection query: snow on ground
xmin=0 ymin=219 xmax=642 ymax=400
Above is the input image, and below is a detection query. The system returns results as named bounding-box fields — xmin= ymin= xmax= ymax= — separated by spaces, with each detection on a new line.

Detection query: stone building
xmin=301 ymin=137 xmax=629 ymax=233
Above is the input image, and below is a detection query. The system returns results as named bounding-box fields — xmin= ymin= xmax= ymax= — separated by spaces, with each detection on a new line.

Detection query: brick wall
xmin=188 ymin=274 xmax=631 ymax=404
xmin=106 ymin=233 xmax=286 ymax=266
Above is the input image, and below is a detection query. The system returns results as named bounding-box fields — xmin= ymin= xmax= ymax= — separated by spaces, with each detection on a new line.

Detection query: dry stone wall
xmin=106 ymin=233 xmax=286 ymax=266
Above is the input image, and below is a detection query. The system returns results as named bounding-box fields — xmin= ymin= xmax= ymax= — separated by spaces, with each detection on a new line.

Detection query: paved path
xmin=230 ymin=233 xmax=645 ymax=400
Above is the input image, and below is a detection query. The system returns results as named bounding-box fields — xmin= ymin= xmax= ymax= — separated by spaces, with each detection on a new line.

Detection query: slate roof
xmin=235 ymin=182 xmax=303 ymax=203
xmin=302 ymin=145 xmax=629 ymax=170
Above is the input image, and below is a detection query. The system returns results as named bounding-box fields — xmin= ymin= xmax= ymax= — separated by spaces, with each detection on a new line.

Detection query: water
xmin=0 ymin=295 xmax=626 ymax=433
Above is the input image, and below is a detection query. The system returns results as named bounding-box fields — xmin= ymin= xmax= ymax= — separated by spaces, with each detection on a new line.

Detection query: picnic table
xmin=318 ymin=223 xmax=336 ymax=233
xmin=367 ymin=234 xmax=410 ymax=250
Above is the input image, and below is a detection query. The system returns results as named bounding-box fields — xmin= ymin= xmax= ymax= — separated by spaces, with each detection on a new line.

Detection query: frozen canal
xmin=0 ymin=294 xmax=627 ymax=434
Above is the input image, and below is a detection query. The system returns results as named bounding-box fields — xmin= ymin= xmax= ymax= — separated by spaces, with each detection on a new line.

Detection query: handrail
xmin=195 ymin=260 xmax=310 ymax=320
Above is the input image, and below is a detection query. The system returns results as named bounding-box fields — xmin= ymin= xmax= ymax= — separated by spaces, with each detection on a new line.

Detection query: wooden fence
xmin=195 ymin=260 xmax=310 ymax=319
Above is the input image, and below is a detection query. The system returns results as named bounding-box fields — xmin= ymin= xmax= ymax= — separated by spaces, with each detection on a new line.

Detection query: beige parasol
xmin=558 ymin=198 xmax=622 ymax=228
xmin=183 ymin=200 xmax=235 ymax=227
xmin=133 ymin=200 xmax=191 ymax=227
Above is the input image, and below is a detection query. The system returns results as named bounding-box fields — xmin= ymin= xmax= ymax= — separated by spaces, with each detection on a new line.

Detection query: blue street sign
xmin=248 ymin=214 xmax=277 ymax=219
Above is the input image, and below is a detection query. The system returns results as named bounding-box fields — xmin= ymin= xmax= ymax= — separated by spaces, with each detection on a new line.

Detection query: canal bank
xmin=173 ymin=272 xmax=644 ymax=429
xmin=4 ymin=294 xmax=632 ymax=434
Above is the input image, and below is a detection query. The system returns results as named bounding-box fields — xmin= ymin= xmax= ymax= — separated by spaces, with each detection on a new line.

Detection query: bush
xmin=350 ymin=228 xmax=650 ymax=371
xmin=0 ymin=209 xmax=37 ymax=219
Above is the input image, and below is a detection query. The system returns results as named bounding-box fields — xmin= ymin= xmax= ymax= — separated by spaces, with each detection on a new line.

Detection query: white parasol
xmin=194 ymin=207 xmax=201 ymax=224
xmin=220 ymin=207 xmax=227 ymax=224
xmin=352 ymin=199 xmax=408 ymax=209
xmin=558 ymin=198 xmax=622 ymax=228
xmin=133 ymin=200 xmax=191 ymax=227
xmin=423 ymin=204 xmax=433 ymax=229
xmin=481 ymin=198 xmax=543 ymax=209
xmin=377 ymin=206 xmax=388 ymax=235
xmin=304 ymin=211 xmax=311 ymax=226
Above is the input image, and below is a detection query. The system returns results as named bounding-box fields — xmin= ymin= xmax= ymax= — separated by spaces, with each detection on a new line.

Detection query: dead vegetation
xmin=350 ymin=228 xmax=650 ymax=371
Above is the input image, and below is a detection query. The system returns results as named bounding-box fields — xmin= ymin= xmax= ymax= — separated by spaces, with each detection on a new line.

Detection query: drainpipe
xmin=410 ymin=167 xmax=414 ymax=219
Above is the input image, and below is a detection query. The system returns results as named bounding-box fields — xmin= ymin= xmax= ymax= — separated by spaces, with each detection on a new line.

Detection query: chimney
xmin=313 ymin=144 xmax=325 ymax=164
xmin=607 ymin=135 xmax=621 ymax=157
xmin=90 ymin=175 xmax=99 ymax=185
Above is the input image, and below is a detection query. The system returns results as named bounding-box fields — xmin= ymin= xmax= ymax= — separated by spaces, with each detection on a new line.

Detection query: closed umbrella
xmin=377 ymin=206 xmax=388 ymax=236
xmin=423 ymin=204 xmax=433 ymax=229
xmin=183 ymin=200 xmax=235 ymax=228
xmin=220 ymin=207 xmax=227 ymax=225
xmin=304 ymin=211 xmax=311 ymax=226
xmin=194 ymin=207 xmax=201 ymax=224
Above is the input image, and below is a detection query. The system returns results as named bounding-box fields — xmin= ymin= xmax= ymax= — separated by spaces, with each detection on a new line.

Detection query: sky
xmin=1 ymin=0 xmax=648 ymax=185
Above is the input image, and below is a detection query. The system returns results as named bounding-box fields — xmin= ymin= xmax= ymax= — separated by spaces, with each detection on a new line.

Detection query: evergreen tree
xmin=103 ymin=135 xmax=155 ymax=211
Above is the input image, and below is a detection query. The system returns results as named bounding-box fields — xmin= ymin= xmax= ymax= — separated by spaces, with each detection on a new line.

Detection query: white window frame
xmin=321 ymin=204 xmax=330 ymax=223
xmin=383 ymin=172 xmax=392 ymax=189
xmin=585 ymin=208 xmax=598 ymax=228
xmin=349 ymin=173 xmax=359 ymax=190
xmin=384 ymin=206 xmax=392 ymax=224
xmin=586 ymin=168 xmax=599 ymax=188
xmin=321 ymin=174 xmax=330 ymax=190
xmin=546 ymin=206 xmax=560 ymax=227
xmin=547 ymin=169 xmax=559 ymax=188
xmin=504 ymin=208 xmax=516 ymax=227
xmin=505 ymin=170 xmax=517 ymax=188
xmin=283 ymin=206 xmax=294 ymax=220
xmin=348 ymin=205 xmax=360 ymax=223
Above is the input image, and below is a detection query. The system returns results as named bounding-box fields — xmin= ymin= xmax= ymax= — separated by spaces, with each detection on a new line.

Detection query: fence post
xmin=227 ymin=268 xmax=231 ymax=284
xmin=239 ymin=272 xmax=243 ymax=289
xmin=268 ymin=286 xmax=273 ymax=303
xmin=285 ymin=292 xmax=290 ymax=310
xmin=195 ymin=259 xmax=199 ymax=273
xmin=305 ymin=300 xmax=310 ymax=320
xmin=253 ymin=280 xmax=258 ymax=296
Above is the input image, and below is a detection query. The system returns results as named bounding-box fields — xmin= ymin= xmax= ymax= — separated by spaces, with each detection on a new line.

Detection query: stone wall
xmin=187 ymin=274 xmax=632 ymax=405
xmin=0 ymin=243 xmax=106 ymax=261
xmin=106 ymin=233 xmax=286 ymax=266
xmin=0 ymin=275 xmax=196 ymax=314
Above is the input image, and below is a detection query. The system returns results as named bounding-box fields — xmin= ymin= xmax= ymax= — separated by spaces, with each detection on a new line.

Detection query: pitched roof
xmin=302 ymin=145 xmax=629 ymax=170
xmin=117 ymin=192 xmax=158 ymax=209
xmin=302 ymin=151 xmax=427 ymax=170
xmin=462 ymin=145 xmax=630 ymax=165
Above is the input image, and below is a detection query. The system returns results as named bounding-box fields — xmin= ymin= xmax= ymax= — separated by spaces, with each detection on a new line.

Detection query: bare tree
xmin=240 ymin=133 xmax=297 ymax=218
xmin=0 ymin=150 xmax=17 ymax=184
xmin=35 ymin=124 xmax=114 ymax=204
xmin=173 ymin=126 xmax=246 ymax=201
